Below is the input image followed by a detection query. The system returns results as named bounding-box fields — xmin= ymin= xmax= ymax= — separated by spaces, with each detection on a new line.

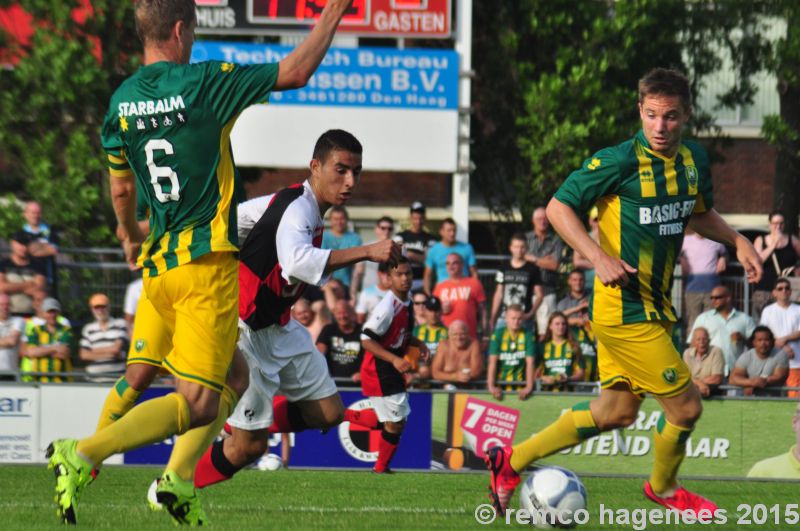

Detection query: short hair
xmin=441 ymin=217 xmax=456 ymax=228
xmin=388 ymin=256 xmax=410 ymax=271
xmin=510 ymin=232 xmax=527 ymax=244
xmin=376 ymin=216 xmax=394 ymax=227
xmin=312 ymin=129 xmax=362 ymax=163
xmin=134 ymin=0 xmax=196 ymax=45
xmin=569 ymin=269 xmax=586 ymax=279
xmin=750 ymin=325 xmax=774 ymax=344
xmin=329 ymin=205 xmax=349 ymax=219
xmin=774 ymin=277 xmax=791 ymax=291
xmin=505 ymin=304 xmax=524 ymax=314
xmin=446 ymin=252 xmax=463 ymax=264
xmin=378 ymin=261 xmax=392 ymax=274
xmin=638 ymin=68 xmax=692 ymax=111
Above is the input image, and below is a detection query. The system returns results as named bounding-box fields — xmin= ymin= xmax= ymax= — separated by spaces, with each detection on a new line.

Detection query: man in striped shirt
xmin=79 ymin=293 xmax=128 ymax=381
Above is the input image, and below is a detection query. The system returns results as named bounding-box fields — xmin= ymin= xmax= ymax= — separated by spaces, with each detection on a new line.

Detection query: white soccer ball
xmin=518 ymin=466 xmax=587 ymax=528
xmin=255 ymin=453 xmax=283 ymax=471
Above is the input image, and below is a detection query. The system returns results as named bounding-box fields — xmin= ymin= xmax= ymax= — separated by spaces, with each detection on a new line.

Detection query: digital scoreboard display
xmin=250 ymin=0 xmax=370 ymax=25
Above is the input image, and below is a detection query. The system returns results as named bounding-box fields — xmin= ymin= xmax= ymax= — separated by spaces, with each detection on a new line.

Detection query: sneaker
xmin=643 ymin=481 xmax=719 ymax=516
xmin=484 ymin=446 xmax=520 ymax=516
xmin=46 ymin=439 xmax=93 ymax=525
xmin=155 ymin=470 xmax=208 ymax=525
xmin=147 ymin=477 xmax=163 ymax=511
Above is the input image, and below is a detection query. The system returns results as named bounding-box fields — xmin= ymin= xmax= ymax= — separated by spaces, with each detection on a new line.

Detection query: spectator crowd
xmin=2 ymin=200 xmax=800 ymax=399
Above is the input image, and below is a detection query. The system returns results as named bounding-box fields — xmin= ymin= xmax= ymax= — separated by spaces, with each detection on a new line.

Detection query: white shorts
xmin=370 ymin=392 xmax=411 ymax=423
xmin=228 ymin=320 xmax=338 ymax=431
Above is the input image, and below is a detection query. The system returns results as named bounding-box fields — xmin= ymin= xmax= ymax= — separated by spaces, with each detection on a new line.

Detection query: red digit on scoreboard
xmin=391 ymin=0 xmax=427 ymax=9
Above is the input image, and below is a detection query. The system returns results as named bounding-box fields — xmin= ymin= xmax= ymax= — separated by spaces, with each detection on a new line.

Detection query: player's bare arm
xmin=362 ymin=338 xmax=411 ymax=374
xmin=324 ymin=240 xmax=402 ymax=276
xmin=688 ymin=209 xmax=762 ymax=284
xmin=109 ymin=174 xmax=144 ymax=267
xmin=546 ymin=198 xmax=636 ymax=288
xmin=275 ymin=0 xmax=354 ymax=90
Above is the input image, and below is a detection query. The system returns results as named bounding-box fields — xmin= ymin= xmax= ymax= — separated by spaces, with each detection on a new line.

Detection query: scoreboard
xmin=195 ymin=0 xmax=452 ymax=38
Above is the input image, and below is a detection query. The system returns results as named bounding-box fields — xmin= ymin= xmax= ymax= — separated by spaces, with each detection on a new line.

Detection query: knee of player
xmin=325 ymin=408 xmax=345 ymax=428
xmin=124 ymin=364 xmax=158 ymax=391
xmin=383 ymin=420 xmax=405 ymax=433
xmin=676 ymin=400 xmax=703 ymax=427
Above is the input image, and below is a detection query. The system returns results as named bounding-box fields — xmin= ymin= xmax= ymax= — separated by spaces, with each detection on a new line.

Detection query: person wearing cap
xmin=19 ymin=297 xmax=73 ymax=382
xmin=394 ymin=202 xmax=438 ymax=291
xmin=0 ymin=231 xmax=47 ymax=316
xmin=413 ymin=295 xmax=448 ymax=380
xmin=79 ymin=293 xmax=129 ymax=381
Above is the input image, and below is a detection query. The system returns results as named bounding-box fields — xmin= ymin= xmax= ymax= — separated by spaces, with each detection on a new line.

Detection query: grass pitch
xmin=2 ymin=465 xmax=797 ymax=529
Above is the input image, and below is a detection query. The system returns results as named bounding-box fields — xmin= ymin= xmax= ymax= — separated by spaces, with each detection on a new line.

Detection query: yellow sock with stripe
xmin=649 ymin=416 xmax=692 ymax=494
xmin=95 ymin=376 xmax=142 ymax=431
xmin=76 ymin=392 xmax=191 ymax=466
xmin=166 ymin=385 xmax=239 ymax=481
xmin=510 ymin=401 xmax=599 ymax=472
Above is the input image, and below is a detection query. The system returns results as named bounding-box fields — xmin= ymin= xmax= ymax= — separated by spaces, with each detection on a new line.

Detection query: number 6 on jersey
xmin=145 ymin=138 xmax=180 ymax=203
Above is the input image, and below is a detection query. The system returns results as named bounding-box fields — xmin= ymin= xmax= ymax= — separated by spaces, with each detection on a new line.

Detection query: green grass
xmin=2 ymin=465 xmax=798 ymax=529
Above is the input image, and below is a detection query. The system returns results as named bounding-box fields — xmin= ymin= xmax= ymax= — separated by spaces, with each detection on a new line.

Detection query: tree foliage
xmin=471 ymin=0 xmax=781 ymax=250
xmin=0 ymin=0 xmax=139 ymax=246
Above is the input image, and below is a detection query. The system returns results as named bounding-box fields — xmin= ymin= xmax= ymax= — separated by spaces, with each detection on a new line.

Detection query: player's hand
xmin=593 ymin=252 xmax=637 ymax=289
xmin=735 ymin=234 xmax=762 ymax=284
xmin=368 ymin=239 xmax=402 ymax=264
xmin=418 ymin=343 xmax=431 ymax=363
xmin=393 ymin=357 xmax=412 ymax=374
xmin=123 ymin=239 xmax=142 ymax=269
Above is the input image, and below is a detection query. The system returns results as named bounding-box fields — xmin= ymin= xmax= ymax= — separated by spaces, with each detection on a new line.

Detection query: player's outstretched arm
xmin=275 ymin=0 xmax=354 ymax=90
xmin=688 ymin=209 xmax=762 ymax=284
xmin=324 ymin=240 xmax=402 ymax=275
xmin=546 ymin=198 xmax=636 ymax=288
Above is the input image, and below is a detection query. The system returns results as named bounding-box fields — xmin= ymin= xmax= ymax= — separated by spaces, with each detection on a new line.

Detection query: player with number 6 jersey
xmin=47 ymin=0 xmax=363 ymax=526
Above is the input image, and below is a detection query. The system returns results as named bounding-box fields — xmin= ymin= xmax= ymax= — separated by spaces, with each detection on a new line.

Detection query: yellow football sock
xmin=167 ymin=385 xmax=239 ymax=481
xmin=77 ymin=392 xmax=190 ymax=466
xmin=510 ymin=401 xmax=599 ymax=472
xmin=649 ymin=417 xmax=691 ymax=494
xmin=95 ymin=376 xmax=142 ymax=431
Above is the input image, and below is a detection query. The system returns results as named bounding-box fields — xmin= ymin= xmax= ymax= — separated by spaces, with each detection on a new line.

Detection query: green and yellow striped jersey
xmin=489 ymin=327 xmax=535 ymax=385
xmin=101 ymin=60 xmax=278 ymax=276
xmin=555 ymin=129 xmax=713 ymax=325
xmin=21 ymin=320 xmax=73 ymax=383
xmin=413 ymin=323 xmax=448 ymax=357
xmin=572 ymin=326 xmax=597 ymax=381
xmin=538 ymin=340 xmax=582 ymax=379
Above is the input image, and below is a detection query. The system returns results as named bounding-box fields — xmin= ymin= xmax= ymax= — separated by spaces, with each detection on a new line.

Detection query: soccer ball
xmin=518 ymin=466 xmax=587 ymax=528
xmin=254 ymin=453 xmax=283 ymax=471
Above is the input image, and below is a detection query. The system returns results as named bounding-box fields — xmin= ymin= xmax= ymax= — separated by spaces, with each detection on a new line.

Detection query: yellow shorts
xmin=592 ymin=320 xmax=691 ymax=398
xmin=144 ymin=252 xmax=239 ymax=392
xmin=126 ymin=286 xmax=172 ymax=368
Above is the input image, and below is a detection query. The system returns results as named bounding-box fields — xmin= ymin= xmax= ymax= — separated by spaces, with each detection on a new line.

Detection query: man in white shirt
xmin=690 ymin=285 xmax=755 ymax=374
xmin=760 ymin=278 xmax=800 ymax=396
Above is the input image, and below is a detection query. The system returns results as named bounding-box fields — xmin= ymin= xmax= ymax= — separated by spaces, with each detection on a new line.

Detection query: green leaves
xmin=0 ymin=0 xmax=138 ymax=246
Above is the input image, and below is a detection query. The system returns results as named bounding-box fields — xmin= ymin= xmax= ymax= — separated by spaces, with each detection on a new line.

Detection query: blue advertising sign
xmin=124 ymin=389 xmax=432 ymax=470
xmin=190 ymin=42 xmax=458 ymax=110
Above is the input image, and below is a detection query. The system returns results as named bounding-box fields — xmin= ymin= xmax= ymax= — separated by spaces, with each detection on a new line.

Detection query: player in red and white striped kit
xmin=191 ymin=129 xmax=402 ymax=487
xmin=360 ymin=257 xmax=429 ymax=473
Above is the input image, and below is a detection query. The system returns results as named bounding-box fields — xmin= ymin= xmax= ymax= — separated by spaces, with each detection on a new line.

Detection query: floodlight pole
xmin=452 ymin=0 xmax=472 ymax=241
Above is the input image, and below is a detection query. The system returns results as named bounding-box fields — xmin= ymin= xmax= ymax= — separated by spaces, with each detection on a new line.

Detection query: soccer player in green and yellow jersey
xmin=485 ymin=68 xmax=763 ymax=517
xmin=487 ymin=305 xmax=536 ymax=400
xmin=46 ymin=0 xmax=358 ymax=525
